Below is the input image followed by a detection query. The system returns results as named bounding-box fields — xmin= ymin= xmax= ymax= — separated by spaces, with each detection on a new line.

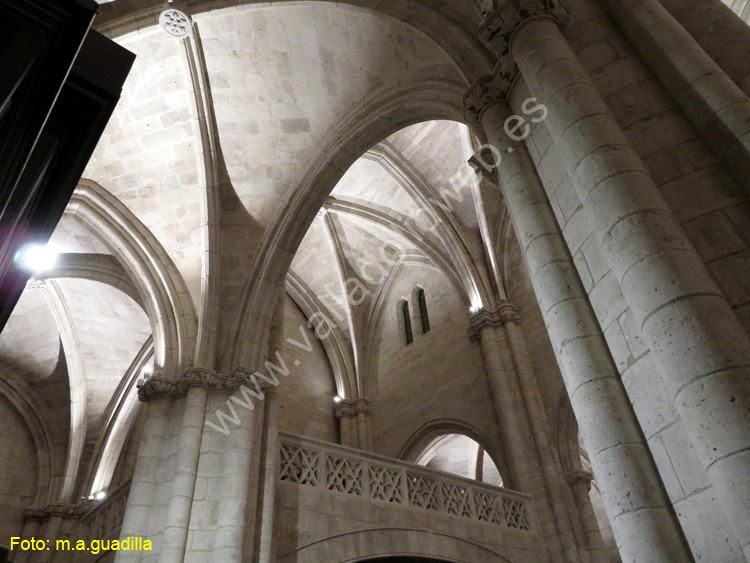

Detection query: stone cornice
xmin=468 ymin=302 xmax=522 ymax=342
xmin=138 ymin=367 xmax=270 ymax=402
xmin=465 ymin=0 xmax=569 ymax=124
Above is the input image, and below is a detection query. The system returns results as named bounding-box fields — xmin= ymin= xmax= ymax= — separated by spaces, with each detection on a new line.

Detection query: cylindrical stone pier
xmin=511 ymin=13 xmax=750 ymax=556
xmin=473 ymin=96 xmax=693 ymax=561
xmin=160 ymin=385 xmax=208 ymax=562
xmin=598 ymin=0 xmax=750 ymax=196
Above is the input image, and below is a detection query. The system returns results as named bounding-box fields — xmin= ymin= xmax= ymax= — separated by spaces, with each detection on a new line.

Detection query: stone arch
xmin=277 ymin=528 xmax=512 ymax=563
xmin=397 ymin=418 xmax=506 ymax=479
xmin=84 ymin=338 xmax=153 ymax=496
xmin=38 ymin=253 xmax=144 ymax=310
xmin=95 ymin=0 xmax=495 ymax=85
xmin=0 ymin=369 xmax=54 ymax=507
xmin=229 ymin=78 xmax=470 ymax=372
xmin=285 ymin=272 xmax=357 ymax=399
xmin=66 ymin=180 xmax=198 ymax=377
xmin=324 ymin=198 xmax=472 ymax=308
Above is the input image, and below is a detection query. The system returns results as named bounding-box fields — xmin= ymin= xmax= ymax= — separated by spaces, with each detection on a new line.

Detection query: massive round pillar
xmin=481 ymin=5 xmax=750 ymax=555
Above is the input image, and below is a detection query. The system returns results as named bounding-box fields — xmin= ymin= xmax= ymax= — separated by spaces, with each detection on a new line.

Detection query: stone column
xmin=465 ymin=80 xmax=692 ymax=560
xmin=469 ymin=309 xmax=562 ymax=562
xmin=16 ymin=513 xmax=43 ymax=563
xmin=503 ymin=9 xmax=750 ymax=556
xmin=501 ymin=306 xmax=590 ymax=563
xmin=597 ymin=0 xmax=750 ymax=195
xmin=661 ymin=0 xmax=750 ymax=98
xmin=161 ymin=384 xmax=208 ymax=563
xmin=210 ymin=386 xmax=263 ymax=561
xmin=335 ymin=401 xmax=358 ymax=448
xmin=476 ymin=1 xmax=750 ymax=554
xmin=354 ymin=399 xmax=373 ymax=452
xmin=254 ymin=386 xmax=279 ymax=563
xmin=468 ymin=309 xmax=534 ymax=493
xmin=116 ymin=397 xmax=172 ymax=562
xmin=565 ymin=471 xmax=606 ymax=563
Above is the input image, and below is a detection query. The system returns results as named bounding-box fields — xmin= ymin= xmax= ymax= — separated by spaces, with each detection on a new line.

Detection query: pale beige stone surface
xmin=2 ymin=0 xmax=750 ymax=561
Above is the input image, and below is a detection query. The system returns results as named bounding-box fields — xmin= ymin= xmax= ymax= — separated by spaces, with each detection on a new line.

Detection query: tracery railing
xmin=80 ymin=479 xmax=131 ymax=542
xmin=279 ymin=433 xmax=531 ymax=531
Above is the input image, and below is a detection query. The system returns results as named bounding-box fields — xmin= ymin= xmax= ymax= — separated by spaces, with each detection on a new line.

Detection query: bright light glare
xmin=333 ymin=396 xmax=343 ymax=404
xmin=15 ymin=244 xmax=58 ymax=273
xmin=94 ymin=491 xmax=106 ymax=501
xmin=469 ymin=305 xmax=482 ymax=314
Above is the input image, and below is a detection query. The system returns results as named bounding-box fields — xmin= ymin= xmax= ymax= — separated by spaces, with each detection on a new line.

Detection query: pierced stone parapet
xmin=279 ymin=432 xmax=532 ymax=531
xmin=80 ymin=480 xmax=131 ymax=542
xmin=137 ymin=367 xmax=270 ymax=402
xmin=467 ymin=302 xmax=522 ymax=343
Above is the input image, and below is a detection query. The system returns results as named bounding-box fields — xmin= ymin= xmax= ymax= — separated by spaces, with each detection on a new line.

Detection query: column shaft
xmin=161 ymin=385 xmax=208 ymax=562
xmin=211 ymin=399 xmax=260 ymax=560
xmin=254 ymin=389 xmax=279 ymax=563
xmin=116 ymin=398 xmax=171 ymax=563
xmin=477 ymin=98 xmax=692 ymax=561
xmin=512 ymin=14 xmax=750 ymax=555
xmin=476 ymin=323 xmax=534 ymax=492
xmin=503 ymin=318 xmax=581 ymax=563
xmin=661 ymin=0 xmax=750 ymax=97
xmin=597 ymin=0 xmax=750 ymax=195
xmin=473 ymin=321 xmax=556 ymax=561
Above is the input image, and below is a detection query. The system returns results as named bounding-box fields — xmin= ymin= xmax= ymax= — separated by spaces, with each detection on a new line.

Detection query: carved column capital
xmin=468 ymin=301 xmax=522 ymax=342
xmin=479 ymin=0 xmax=569 ymax=59
xmin=565 ymin=469 xmax=594 ymax=490
xmin=335 ymin=401 xmax=358 ymax=419
xmin=467 ymin=0 xmax=569 ymax=125
xmin=353 ymin=398 xmax=373 ymax=415
xmin=138 ymin=367 xmax=271 ymax=402
xmin=335 ymin=398 xmax=373 ymax=418
xmin=464 ymin=75 xmax=507 ymax=127
xmin=23 ymin=507 xmax=48 ymax=523
xmin=497 ymin=301 xmax=522 ymax=325
xmin=24 ymin=502 xmax=94 ymax=523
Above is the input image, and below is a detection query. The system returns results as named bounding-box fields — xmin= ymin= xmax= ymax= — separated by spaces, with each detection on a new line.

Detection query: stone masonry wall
xmin=0 ymin=393 xmax=38 ymax=545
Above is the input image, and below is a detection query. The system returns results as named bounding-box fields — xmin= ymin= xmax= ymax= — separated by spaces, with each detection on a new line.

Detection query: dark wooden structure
xmin=0 ymin=0 xmax=135 ymax=331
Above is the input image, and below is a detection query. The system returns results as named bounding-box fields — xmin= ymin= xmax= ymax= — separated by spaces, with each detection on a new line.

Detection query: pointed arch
xmin=230 ymin=78 xmax=471 ymax=372
xmin=66 ymin=180 xmax=198 ymax=377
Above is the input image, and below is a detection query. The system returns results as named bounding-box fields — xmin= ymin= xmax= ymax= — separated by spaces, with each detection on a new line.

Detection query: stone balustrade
xmin=279 ymin=432 xmax=532 ymax=531
xmin=80 ymin=480 xmax=131 ymax=543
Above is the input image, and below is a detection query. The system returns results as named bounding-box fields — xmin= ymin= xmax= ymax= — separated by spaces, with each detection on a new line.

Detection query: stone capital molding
xmin=23 ymin=501 xmax=97 ymax=523
xmin=468 ymin=301 xmax=522 ymax=342
xmin=479 ymin=0 xmax=569 ymax=59
xmin=335 ymin=398 xmax=373 ymax=418
xmin=138 ymin=367 xmax=271 ymax=402
xmin=466 ymin=0 xmax=569 ymax=126
xmin=564 ymin=469 xmax=594 ymax=490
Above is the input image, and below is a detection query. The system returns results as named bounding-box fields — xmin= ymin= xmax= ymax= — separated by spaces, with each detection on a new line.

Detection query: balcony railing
xmin=278 ymin=432 xmax=532 ymax=531
xmin=80 ymin=479 xmax=131 ymax=542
